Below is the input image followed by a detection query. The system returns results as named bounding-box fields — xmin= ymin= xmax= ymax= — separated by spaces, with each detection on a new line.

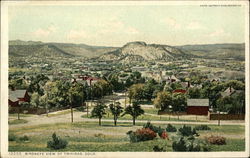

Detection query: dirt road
xmin=9 ymin=109 xmax=245 ymax=129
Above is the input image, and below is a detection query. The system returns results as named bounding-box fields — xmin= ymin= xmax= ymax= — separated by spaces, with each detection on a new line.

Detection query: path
xmin=9 ymin=109 xmax=245 ymax=129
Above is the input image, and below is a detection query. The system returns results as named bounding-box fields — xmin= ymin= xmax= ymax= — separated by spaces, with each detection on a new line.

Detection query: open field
xmin=82 ymin=111 xmax=207 ymax=122
xmin=9 ymin=121 xmax=245 ymax=152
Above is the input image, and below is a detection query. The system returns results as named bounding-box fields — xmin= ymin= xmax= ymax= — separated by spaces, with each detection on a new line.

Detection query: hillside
xmin=9 ymin=40 xmax=117 ymax=58
xmin=176 ymin=43 xmax=245 ymax=60
xmin=9 ymin=40 xmax=245 ymax=61
xmin=99 ymin=41 xmax=187 ymax=62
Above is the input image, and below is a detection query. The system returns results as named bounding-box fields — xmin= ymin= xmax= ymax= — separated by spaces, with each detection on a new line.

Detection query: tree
xmin=123 ymin=101 xmax=144 ymax=125
xmin=172 ymin=93 xmax=187 ymax=120
xmin=28 ymin=74 xmax=49 ymax=95
xmin=30 ymin=92 xmax=40 ymax=108
xmin=18 ymin=102 xmax=30 ymax=120
xmin=91 ymin=102 xmax=107 ymax=126
xmin=109 ymin=102 xmax=124 ymax=126
xmin=153 ymin=91 xmax=172 ymax=111
xmin=128 ymin=84 xmax=144 ymax=102
xmin=142 ymin=79 xmax=157 ymax=101
xmin=92 ymin=80 xmax=112 ymax=99
xmin=39 ymin=94 xmax=49 ymax=116
xmin=68 ymin=83 xmax=85 ymax=123
xmin=9 ymin=78 xmax=28 ymax=90
xmin=201 ymin=81 xmax=224 ymax=109
xmin=187 ymin=88 xmax=201 ymax=99
xmin=225 ymin=80 xmax=245 ymax=90
xmin=108 ymin=73 xmax=125 ymax=92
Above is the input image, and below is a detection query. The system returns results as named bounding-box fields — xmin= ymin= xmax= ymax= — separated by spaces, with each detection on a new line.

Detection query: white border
xmin=1 ymin=1 xmax=249 ymax=158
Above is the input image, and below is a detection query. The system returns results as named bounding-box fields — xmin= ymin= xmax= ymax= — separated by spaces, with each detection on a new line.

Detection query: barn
xmin=8 ymin=89 xmax=30 ymax=107
xmin=187 ymin=99 xmax=209 ymax=115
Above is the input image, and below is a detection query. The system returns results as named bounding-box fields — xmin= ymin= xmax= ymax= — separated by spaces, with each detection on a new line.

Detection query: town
xmin=8 ymin=50 xmax=245 ymax=152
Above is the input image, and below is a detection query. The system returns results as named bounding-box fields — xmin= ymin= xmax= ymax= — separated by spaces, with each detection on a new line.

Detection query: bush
xmin=178 ymin=125 xmax=199 ymax=137
xmin=153 ymin=145 xmax=166 ymax=152
xmin=172 ymin=137 xmax=187 ymax=151
xmin=47 ymin=133 xmax=68 ymax=150
xmin=94 ymin=133 xmax=106 ymax=138
xmin=9 ymin=134 xmax=17 ymax=141
xmin=194 ymin=125 xmax=211 ymax=131
xmin=76 ymin=106 xmax=86 ymax=112
xmin=135 ymin=128 xmax=157 ymax=141
xmin=127 ymin=128 xmax=157 ymax=143
xmin=143 ymin=121 xmax=164 ymax=136
xmin=166 ymin=124 xmax=177 ymax=132
xmin=206 ymin=136 xmax=226 ymax=145
xmin=19 ymin=135 xmax=29 ymax=141
xmin=160 ymin=130 xmax=169 ymax=140
xmin=172 ymin=136 xmax=210 ymax=152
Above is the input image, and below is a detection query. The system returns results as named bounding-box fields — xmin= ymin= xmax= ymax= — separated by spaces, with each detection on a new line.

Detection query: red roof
xmin=173 ymin=89 xmax=186 ymax=93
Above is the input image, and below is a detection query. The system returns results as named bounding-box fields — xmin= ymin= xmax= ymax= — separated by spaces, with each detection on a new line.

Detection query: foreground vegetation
xmin=9 ymin=121 xmax=245 ymax=152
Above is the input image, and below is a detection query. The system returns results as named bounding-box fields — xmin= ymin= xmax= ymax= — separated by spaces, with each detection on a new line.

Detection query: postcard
xmin=1 ymin=1 xmax=249 ymax=158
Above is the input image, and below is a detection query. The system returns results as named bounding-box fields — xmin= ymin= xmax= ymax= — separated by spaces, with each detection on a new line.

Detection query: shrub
xmin=172 ymin=136 xmax=210 ymax=152
xmin=160 ymin=130 xmax=169 ymax=140
xmin=143 ymin=121 xmax=164 ymax=136
xmin=178 ymin=125 xmax=199 ymax=137
xmin=94 ymin=133 xmax=105 ymax=138
xmin=194 ymin=125 xmax=211 ymax=131
xmin=166 ymin=124 xmax=177 ymax=132
xmin=126 ymin=130 xmax=138 ymax=143
xmin=47 ymin=133 xmax=68 ymax=150
xmin=127 ymin=128 xmax=157 ymax=143
xmin=172 ymin=137 xmax=187 ymax=151
xmin=153 ymin=145 xmax=166 ymax=152
xmin=206 ymin=135 xmax=226 ymax=145
xmin=19 ymin=135 xmax=29 ymax=141
xmin=9 ymin=134 xmax=17 ymax=141
xmin=135 ymin=128 xmax=157 ymax=141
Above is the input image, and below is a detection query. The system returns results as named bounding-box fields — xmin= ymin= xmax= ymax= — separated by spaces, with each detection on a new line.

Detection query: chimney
xmin=188 ymin=81 xmax=190 ymax=88
xmin=229 ymin=86 xmax=232 ymax=93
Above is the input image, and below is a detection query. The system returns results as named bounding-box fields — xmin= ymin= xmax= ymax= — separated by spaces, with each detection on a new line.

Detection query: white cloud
xmin=67 ymin=30 xmax=88 ymax=40
xmin=32 ymin=28 xmax=50 ymax=37
xmin=98 ymin=18 xmax=139 ymax=35
xmin=31 ymin=25 xmax=57 ymax=37
xmin=163 ymin=17 xmax=181 ymax=29
xmin=207 ymin=29 xmax=231 ymax=37
xmin=187 ymin=21 xmax=205 ymax=30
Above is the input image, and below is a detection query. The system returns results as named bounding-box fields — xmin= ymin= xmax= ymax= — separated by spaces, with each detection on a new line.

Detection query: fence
xmin=9 ymin=107 xmax=47 ymax=115
xmin=208 ymin=112 xmax=245 ymax=120
xmin=158 ymin=111 xmax=187 ymax=115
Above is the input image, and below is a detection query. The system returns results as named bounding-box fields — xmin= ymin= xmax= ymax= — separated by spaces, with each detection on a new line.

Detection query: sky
xmin=8 ymin=3 xmax=246 ymax=47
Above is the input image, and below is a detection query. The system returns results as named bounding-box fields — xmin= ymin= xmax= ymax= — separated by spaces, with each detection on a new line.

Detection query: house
xmin=164 ymin=75 xmax=180 ymax=84
xmin=187 ymin=99 xmax=209 ymax=115
xmin=9 ymin=89 xmax=30 ymax=107
xmin=173 ymin=89 xmax=187 ymax=94
xmin=72 ymin=76 xmax=99 ymax=86
xmin=220 ymin=87 xmax=235 ymax=97
xmin=180 ymin=81 xmax=192 ymax=89
xmin=220 ymin=87 xmax=243 ymax=97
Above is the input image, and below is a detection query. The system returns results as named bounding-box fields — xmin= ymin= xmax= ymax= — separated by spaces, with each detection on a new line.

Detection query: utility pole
xmin=124 ymin=90 xmax=127 ymax=108
xmin=71 ymin=105 xmax=73 ymax=123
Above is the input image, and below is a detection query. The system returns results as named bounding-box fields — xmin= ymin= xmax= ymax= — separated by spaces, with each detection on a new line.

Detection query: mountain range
xmin=9 ymin=40 xmax=245 ymax=61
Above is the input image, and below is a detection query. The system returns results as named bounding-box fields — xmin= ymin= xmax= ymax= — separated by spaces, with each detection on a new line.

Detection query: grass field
xmin=9 ymin=121 xmax=245 ymax=152
xmin=82 ymin=111 xmax=206 ymax=122
xmin=8 ymin=119 xmax=28 ymax=125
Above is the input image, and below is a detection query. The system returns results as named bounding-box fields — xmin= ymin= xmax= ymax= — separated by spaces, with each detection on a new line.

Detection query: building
xmin=9 ymin=89 xmax=30 ymax=107
xmin=187 ymin=99 xmax=209 ymax=115
xmin=173 ymin=89 xmax=187 ymax=94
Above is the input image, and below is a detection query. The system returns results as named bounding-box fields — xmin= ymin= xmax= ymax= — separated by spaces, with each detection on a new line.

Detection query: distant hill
xmin=176 ymin=43 xmax=245 ymax=60
xmin=9 ymin=40 xmax=117 ymax=58
xmin=9 ymin=40 xmax=245 ymax=61
xmin=99 ymin=41 xmax=188 ymax=62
